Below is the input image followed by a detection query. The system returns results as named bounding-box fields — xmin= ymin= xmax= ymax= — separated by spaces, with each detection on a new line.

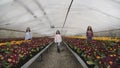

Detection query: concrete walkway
xmin=28 ymin=43 xmax=83 ymax=68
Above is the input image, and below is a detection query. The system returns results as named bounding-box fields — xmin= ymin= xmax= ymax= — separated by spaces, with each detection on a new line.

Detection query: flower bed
xmin=66 ymin=36 xmax=120 ymax=42
xmin=0 ymin=37 xmax=53 ymax=68
xmin=0 ymin=38 xmax=23 ymax=43
xmin=65 ymin=38 xmax=120 ymax=68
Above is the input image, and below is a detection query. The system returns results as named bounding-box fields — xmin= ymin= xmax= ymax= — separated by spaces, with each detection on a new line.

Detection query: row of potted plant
xmin=65 ymin=38 xmax=120 ymax=68
xmin=0 ymin=37 xmax=53 ymax=68
xmin=0 ymin=38 xmax=24 ymax=43
xmin=65 ymin=36 xmax=120 ymax=42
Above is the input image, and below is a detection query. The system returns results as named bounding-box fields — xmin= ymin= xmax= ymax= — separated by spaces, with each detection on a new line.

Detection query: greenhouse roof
xmin=0 ymin=0 xmax=120 ymax=36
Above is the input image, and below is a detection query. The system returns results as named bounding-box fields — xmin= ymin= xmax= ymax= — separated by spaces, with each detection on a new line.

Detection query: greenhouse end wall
xmin=94 ymin=29 xmax=120 ymax=37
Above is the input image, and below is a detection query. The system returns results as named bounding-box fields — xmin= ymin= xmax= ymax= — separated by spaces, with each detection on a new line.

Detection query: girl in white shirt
xmin=25 ymin=27 xmax=32 ymax=40
xmin=54 ymin=30 xmax=62 ymax=53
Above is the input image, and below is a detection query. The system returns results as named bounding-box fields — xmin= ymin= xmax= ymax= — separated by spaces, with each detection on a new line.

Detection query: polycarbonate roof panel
xmin=0 ymin=0 xmax=120 ymax=36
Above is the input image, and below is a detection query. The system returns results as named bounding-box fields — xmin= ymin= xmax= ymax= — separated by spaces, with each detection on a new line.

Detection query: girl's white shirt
xmin=54 ymin=34 xmax=62 ymax=43
xmin=25 ymin=32 xmax=32 ymax=40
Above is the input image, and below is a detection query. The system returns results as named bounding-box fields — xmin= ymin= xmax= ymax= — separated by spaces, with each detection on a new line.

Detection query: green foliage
xmin=74 ymin=46 xmax=77 ymax=50
xmin=6 ymin=42 xmax=11 ymax=47
xmin=76 ymin=48 xmax=81 ymax=54
xmin=1 ymin=49 xmax=11 ymax=54
xmin=70 ymin=45 xmax=74 ymax=49
xmin=36 ymin=48 xmax=39 ymax=51
xmin=2 ymin=60 xmax=11 ymax=68
xmin=118 ymin=48 xmax=120 ymax=55
xmin=94 ymin=64 xmax=99 ymax=68
xmin=102 ymin=43 xmax=107 ymax=49
xmin=87 ymin=56 xmax=92 ymax=61
xmin=19 ymin=54 xmax=24 ymax=58
xmin=81 ymin=51 xmax=85 ymax=57
xmin=31 ymin=49 xmax=36 ymax=52
xmin=99 ymin=52 xmax=106 ymax=58
xmin=103 ymin=63 xmax=107 ymax=68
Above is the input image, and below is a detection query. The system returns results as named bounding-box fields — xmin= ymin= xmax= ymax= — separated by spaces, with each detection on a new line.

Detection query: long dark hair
xmin=26 ymin=27 xmax=31 ymax=32
xmin=87 ymin=26 xmax=93 ymax=32
xmin=56 ymin=30 xmax=60 ymax=34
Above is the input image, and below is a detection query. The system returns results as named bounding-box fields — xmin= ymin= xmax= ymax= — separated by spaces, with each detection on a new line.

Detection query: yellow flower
xmin=109 ymin=61 xmax=113 ymax=65
xmin=96 ymin=56 xmax=101 ymax=59
xmin=107 ymin=65 xmax=110 ymax=68
xmin=114 ymin=49 xmax=116 ymax=51
xmin=99 ymin=61 xmax=101 ymax=64
xmin=0 ymin=43 xmax=2 ymax=46
xmin=110 ymin=54 xmax=113 ymax=57
xmin=87 ymin=55 xmax=90 ymax=58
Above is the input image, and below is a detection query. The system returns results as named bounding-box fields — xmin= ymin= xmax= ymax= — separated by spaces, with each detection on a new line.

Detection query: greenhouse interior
xmin=0 ymin=0 xmax=120 ymax=68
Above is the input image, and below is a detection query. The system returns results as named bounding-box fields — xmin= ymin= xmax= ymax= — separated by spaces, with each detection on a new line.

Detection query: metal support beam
xmin=33 ymin=0 xmax=52 ymax=27
xmin=61 ymin=0 xmax=74 ymax=35
xmin=14 ymin=0 xmax=41 ymax=21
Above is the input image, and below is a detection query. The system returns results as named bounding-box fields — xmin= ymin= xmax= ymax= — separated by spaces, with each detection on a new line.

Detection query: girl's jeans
xmin=87 ymin=37 xmax=92 ymax=41
xmin=56 ymin=42 xmax=61 ymax=53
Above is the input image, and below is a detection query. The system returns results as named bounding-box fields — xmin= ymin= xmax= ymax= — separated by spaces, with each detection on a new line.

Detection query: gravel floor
xmin=28 ymin=43 xmax=83 ymax=68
